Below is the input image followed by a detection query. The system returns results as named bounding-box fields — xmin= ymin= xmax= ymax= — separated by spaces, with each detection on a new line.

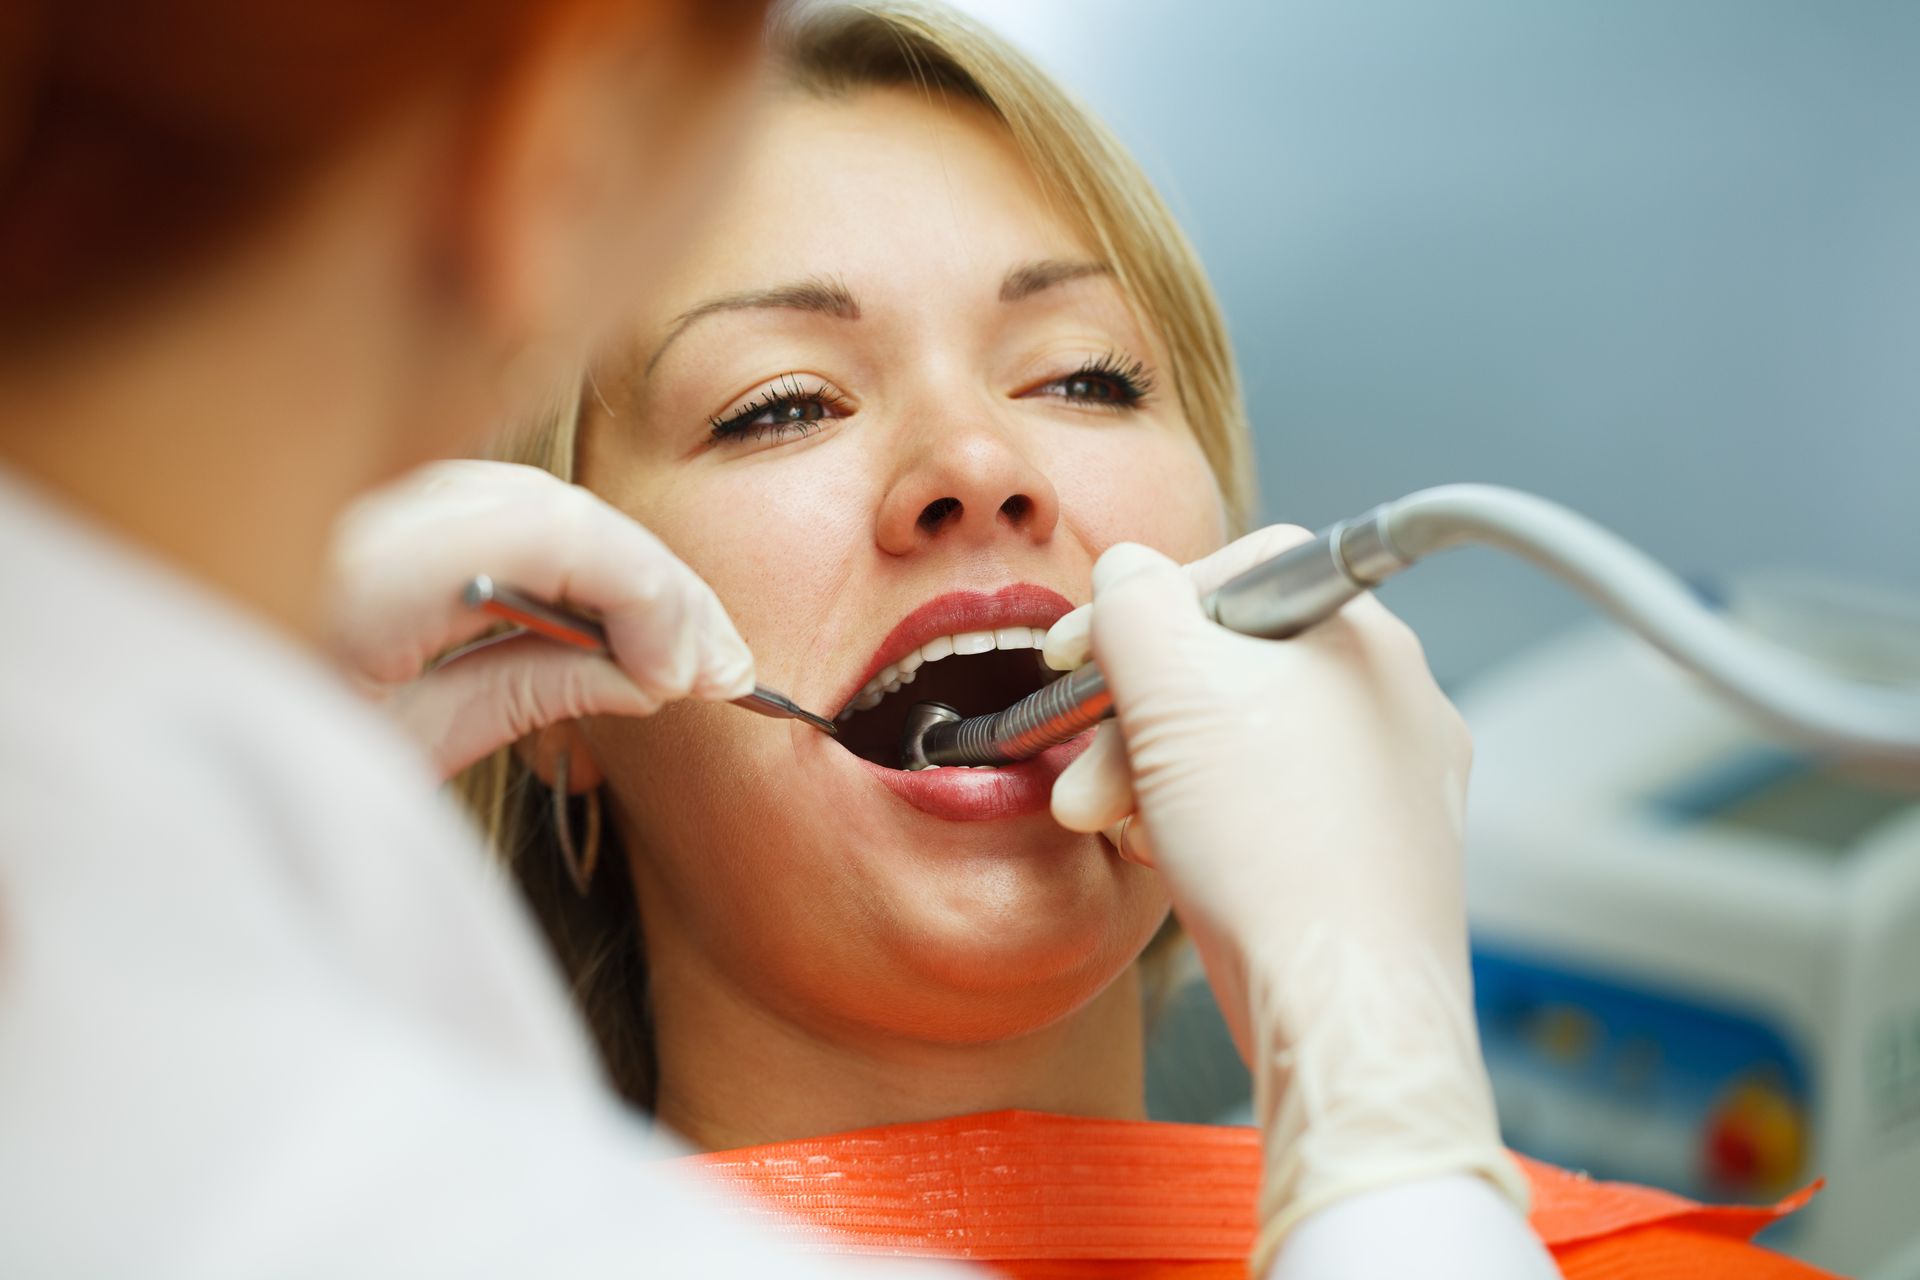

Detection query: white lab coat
xmin=0 ymin=467 xmax=1548 ymax=1279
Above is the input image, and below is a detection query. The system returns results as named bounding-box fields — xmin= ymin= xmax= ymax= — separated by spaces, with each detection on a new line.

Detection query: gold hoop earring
xmin=551 ymin=752 xmax=602 ymax=897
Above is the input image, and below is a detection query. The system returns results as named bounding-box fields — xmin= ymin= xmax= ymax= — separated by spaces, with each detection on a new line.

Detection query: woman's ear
xmin=516 ymin=720 xmax=606 ymax=793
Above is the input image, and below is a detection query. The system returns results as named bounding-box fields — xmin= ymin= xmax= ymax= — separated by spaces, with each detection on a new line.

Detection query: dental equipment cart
xmin=1460 ymin=576 xmax=1920 ymax=1279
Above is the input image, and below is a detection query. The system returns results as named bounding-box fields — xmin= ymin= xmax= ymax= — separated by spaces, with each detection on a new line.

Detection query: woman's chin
xmin=746 ymin=722 xmax=1170 ymax=1033
xmin=611 ymin=715 xmax=1167 ymax=1046
xmin=847 ymin=954 xmax=1143 ymax=1046
xmin=849 ymin=890 xmax=1168 ymax=1041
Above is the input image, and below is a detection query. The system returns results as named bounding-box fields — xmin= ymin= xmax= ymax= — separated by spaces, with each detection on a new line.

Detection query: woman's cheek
xmin=631 ymin=448 xmax=875 ymax=655
xmin=1053 ymin=428 xmax=1225 ymax=565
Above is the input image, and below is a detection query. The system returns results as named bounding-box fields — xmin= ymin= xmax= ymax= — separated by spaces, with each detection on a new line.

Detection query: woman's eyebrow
xmin=999 ymin=258 xmax=1112 ymax=303
xmin=645 ymin=276 xmax=860 ymax=375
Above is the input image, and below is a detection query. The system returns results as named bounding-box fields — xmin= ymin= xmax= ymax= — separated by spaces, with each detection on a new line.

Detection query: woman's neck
xmin=648 ymin=945 xmax=1149 ymax=1152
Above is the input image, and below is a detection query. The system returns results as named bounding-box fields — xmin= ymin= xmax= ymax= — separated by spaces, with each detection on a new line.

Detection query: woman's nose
xmin=875 ymin=417 xmax=1061 ymax=556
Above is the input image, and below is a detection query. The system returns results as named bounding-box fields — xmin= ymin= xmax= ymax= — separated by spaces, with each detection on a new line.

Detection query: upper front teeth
xmin=840 ymin=626 xmax=1049 ymax=717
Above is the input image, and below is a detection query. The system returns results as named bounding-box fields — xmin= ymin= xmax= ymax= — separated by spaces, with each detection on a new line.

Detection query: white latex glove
xmin=1048 ymin=531 xmax=1529 ymax=1269
xmin=328 ymin=460 xmax=755 ymax=778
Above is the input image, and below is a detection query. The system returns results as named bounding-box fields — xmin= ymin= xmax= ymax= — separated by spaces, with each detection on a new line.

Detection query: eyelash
xmin=705 ymin=353 xmax=1156 ymax=446
xmin=1032 ymin=351 xmax=1156 ymax=410
xmin=708 ymin=374 xmax=852 ymax=443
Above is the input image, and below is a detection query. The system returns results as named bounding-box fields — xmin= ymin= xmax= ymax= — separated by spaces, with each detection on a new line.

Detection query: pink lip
xmin=833 ymin=583 xmax=1078 ymax=715
xmin=852 ymin=733 xmax=1094 ymax=821
xmin=814 ymin=581 xmax=1093 ymax=825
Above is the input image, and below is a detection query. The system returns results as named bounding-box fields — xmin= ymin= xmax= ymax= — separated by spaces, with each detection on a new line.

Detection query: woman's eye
xmin=1028 ymin=353 xmax=1156 ymax=410
xmin=735 ymin=398 xmax=829 ymax=432
xmin=709 ymin=375 xmax=851 ymax=444
xmin=1052 ymin=373 xmax=1131 ymax=404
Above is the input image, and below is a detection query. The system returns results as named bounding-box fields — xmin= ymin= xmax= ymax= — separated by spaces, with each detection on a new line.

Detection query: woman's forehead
xmin=649 ymin=87 xmax=1094 ymax=324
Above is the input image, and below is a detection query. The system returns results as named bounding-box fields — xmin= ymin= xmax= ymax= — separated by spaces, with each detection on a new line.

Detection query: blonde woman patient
xmin=456 ymin=5 xmax=1829 ymax=1277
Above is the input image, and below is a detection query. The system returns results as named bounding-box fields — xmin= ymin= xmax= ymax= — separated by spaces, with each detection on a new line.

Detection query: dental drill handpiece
xmin=904 ymin=484 xmax=1920 ymax=770
xmin=902 ymin=513 xmax=1401 ymax=769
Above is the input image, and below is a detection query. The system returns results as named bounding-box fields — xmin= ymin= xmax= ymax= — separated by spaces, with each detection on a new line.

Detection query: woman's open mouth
xmin=818 ymin=585 xmax=1092 ymax=821
xmin=834 ymin=628 xmax=1055 ymax=769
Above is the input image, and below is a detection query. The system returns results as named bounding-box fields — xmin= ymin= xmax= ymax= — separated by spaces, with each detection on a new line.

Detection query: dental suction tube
xmin=906 ymin=484 xmax=1920 ymax=770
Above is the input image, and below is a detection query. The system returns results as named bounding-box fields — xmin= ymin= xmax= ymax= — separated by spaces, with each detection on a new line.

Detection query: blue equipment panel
xmin=1473 ymin=946 xmax=1812 ymax=1223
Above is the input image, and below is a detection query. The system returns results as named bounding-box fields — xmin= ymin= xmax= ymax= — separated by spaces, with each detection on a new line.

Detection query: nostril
xmin=918 ymin=497 xmax=961 ymax=532
xmin=999 ymin=494 xmax=1032 ymax=526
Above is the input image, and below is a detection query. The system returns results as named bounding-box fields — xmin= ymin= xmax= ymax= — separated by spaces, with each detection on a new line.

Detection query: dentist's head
xmin=0 ymin=0 xmax=765 ymax=634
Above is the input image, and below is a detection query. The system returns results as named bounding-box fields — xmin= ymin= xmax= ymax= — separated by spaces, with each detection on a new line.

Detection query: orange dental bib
xmin=682 ymin=1110 xmax=1835 ymax=1278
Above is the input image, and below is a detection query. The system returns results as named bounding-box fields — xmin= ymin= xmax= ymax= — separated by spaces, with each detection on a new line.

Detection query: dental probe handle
xmin=911 ymin=483 xmax=1920 ymax=769
xmin=460 ymin=575 xmax=839 ymax=735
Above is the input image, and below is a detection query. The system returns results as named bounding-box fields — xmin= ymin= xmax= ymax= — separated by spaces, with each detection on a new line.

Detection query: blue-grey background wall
xmin=954 ymin=0 xmax=1919 ymax=688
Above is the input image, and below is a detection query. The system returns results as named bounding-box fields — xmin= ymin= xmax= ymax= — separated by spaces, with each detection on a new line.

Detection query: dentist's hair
xmin=0 ymin=0 xmax=762 ymax=350
xmin=463 ymin=0 xmax=1256 ymax=1108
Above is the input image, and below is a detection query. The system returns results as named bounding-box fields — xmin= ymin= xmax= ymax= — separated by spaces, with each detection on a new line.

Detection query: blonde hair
xmin=461 ymin=0 xmax=1256 ymax=1108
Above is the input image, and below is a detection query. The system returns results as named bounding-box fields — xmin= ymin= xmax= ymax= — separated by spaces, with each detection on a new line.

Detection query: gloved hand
xmin=1047 ymin=530 xmax=1528 ymax=1268
xmin=328 ymin=460 xmax=755 ymax=778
